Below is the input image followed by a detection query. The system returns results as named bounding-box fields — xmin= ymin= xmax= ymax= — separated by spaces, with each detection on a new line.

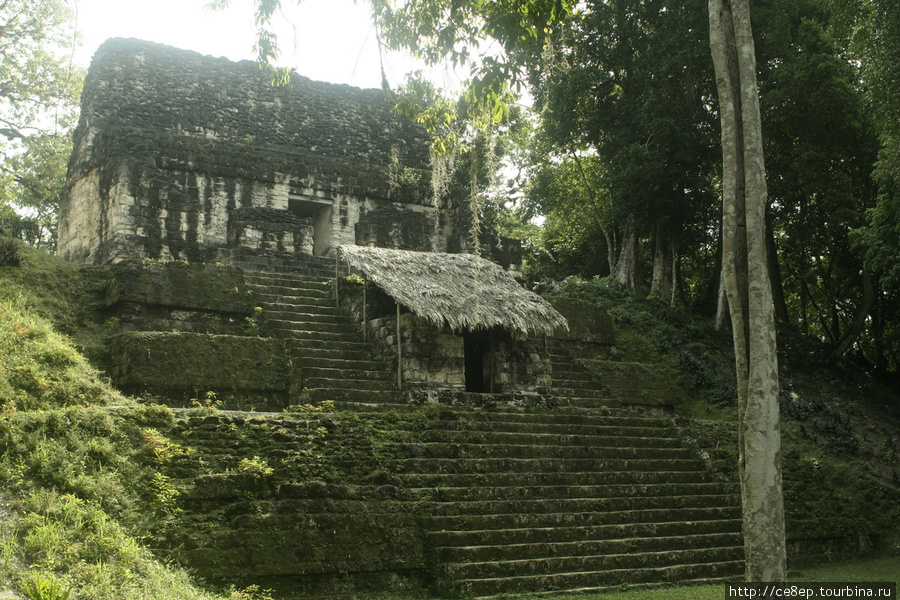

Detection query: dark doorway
xmin=464 ymin=330 xmax=491 ymax=393
xmin=288 ymin=195 xmax=332 ymax=256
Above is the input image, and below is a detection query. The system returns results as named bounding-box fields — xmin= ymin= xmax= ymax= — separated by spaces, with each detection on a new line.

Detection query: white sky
xmin=70 ymin=0 xmax=455 ymax=91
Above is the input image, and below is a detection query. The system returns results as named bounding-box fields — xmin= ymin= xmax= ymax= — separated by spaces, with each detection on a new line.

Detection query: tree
xmin=528 ymin=0 xmax=719 ymax=294
xmin=841 ymin=0 xmax=900 ymax=372
xmin=708 ymin=0 xmax=786 ymax=581
xmin=0 ymin=0 xmax=82 ymax=248
xmin=751 ymin=0 xmax=878 ymax=362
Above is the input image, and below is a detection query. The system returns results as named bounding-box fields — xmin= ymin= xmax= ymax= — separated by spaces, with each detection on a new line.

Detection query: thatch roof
xmin=339 ymin=245 xmax=568 ymax=336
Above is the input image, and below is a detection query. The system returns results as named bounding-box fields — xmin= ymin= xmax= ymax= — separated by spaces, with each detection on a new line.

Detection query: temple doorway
xmin=464 ymin=330 xmax=492 ymax=393
xmin=289 ymin=195 xmax=332 ymax=256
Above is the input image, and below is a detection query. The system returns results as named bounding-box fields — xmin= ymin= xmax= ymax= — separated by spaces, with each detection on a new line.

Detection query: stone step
xmin=266 ymin=327 xmax=362 ymax=341
xmin=428 ymin=419 xmax=675 ymax=439
xmin=399 ymin=469 xmax=717 ymax=489
xmin=254 ymin=300 xmax=343 ymax=315
xmin=549 ymin=361 xmax=594 ymax=374
xmin=552 ymin=378 xmax=605 ymax=391
xmin=393 ymin=456 xmax=708 ymax=475
xmin=304 ymin=388 xmax=408 ymax=406
xmin=259 ymin=310 xmax=349 ymax=325
xmin=220 ymin=250 xmax=348 ymax=277
xmin=294 ymin=356 xmax=387 ymax=372
xmin=557 ymin=397 xmax=624 ymax=410
xmin=243 ymin=268 xmax=331 ymax=280
xmin=553 ymin=385 xmax=606 ymax=398
xmin=245 ymin=272 xmax=331 ymax=287
xmin=304 ymin=375 xmax=396 ymax=390
xmin=454 ymin=558 xmax=745 ymax=597
xmin=248 ymin=283 xmax=331 ymax=298
xmin=265 ymin=318 xmax=359 ymax=334
xmin=414 ymin=481 xmax=737 ymax=503
xmin=289 ymin=346 xmax=382 ymax=362
xmin=443 ymin=546 xmax=744 ymax=580
xmin=426 ymin=506 xmax=742 ymax=533
xmin=427 ymin=518 xmax=742 ymax=548
xmin=244 ymin=274 xmax=331 ymax=288
xmin=426 ymin=494 xmax=740 ymax=518
xmin=287 ymin=338 xmax=377 ymax=353
xmin=430 ymin=411 xmax=674 ymax=429
xmin=300 ymin=366 xmax=392 ymax=381
xmin=250 ymin=292 xmax=336 ymax=307
xmin=422 ymin=429 xmax=683 ymax=448
xmin=396 ymin=442 xmax=696 ymax=461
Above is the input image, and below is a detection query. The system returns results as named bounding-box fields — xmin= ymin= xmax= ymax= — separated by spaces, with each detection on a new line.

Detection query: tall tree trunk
xmin=650 ymin=223 xmax=674 ymax=298
xmin=614 ymin=213 xmax=638 ymax=289
xmin=709 ymin=0 xmax=787 ymax=582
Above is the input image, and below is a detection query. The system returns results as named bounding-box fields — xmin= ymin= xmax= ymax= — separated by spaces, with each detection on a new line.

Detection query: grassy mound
xmin=0 ymin=237 xmax=269 ymax=600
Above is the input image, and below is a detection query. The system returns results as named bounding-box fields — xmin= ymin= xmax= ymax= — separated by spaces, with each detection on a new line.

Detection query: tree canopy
xmin=0 ymin=0 xmax=82 ymax=249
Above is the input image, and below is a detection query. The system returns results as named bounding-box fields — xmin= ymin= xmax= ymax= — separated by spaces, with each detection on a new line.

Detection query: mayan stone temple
xmin=59 ymin=38 xmax=469 ymax=264
xmin=55 ymin=38 xmax=756 ymax=598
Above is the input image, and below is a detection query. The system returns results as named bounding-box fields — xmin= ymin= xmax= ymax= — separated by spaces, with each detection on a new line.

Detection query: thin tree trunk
xmin=709 ymin=0 xmax=786 ymax=582
xmin=766 ymin=208 xmax=790 ymax=324
xmin=831 ymin=269 xmax=875 ymax=362
xmin=570 ymin=148 xmax=617 ymax=275
xmin=670 ymin=241 xmax=679 ymax=306
xmin=716 ymin=269 xmax=729 ymax=331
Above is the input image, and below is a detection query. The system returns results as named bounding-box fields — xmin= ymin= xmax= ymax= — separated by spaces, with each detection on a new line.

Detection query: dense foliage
xmin=0 ymin=0 xmax=82 ymax=249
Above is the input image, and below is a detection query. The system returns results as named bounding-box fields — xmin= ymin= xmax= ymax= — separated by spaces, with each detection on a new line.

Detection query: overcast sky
xmin=71 ymin=0 xmax=446 ymax=90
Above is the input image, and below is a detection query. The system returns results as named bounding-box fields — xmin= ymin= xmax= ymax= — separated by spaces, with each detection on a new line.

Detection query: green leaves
xmin=0 ymin=0 xmax=82 ymax=248
xmin=21 ymin=573 xmax=71 ymax=600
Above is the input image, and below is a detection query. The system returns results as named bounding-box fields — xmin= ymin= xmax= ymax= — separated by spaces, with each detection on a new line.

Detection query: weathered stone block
xmin=111 ymin=331 xmax=289 ymax=395
xmin=578 ymin=359 xmax=677 ymax=407
xmin=544 ymin=296 xmax=616 ymax=345
xmin=106 ymin=259 xmax=253 ymax=314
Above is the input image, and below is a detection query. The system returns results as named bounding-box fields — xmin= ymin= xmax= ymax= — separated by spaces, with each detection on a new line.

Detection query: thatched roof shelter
xmin=339 ymin=245 xmax=568 ymax=336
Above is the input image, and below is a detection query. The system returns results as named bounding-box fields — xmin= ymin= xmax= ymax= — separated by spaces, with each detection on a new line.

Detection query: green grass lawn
xmin=505 ymin=556 xmax=900 ymax=600
xmin=794 ymin=555 xmax=900 ymax=583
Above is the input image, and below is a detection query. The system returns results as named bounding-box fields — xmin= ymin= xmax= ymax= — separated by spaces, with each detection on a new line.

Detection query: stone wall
xmin=103 ymin=260 xmax=290 ymax=409
xmin=365 ymin=312 xmax=551 ymax=396
xmin=369 ymin=313 xmax=467 ymax=390
xmin=58 ymin=38 xmax=466 ymax=266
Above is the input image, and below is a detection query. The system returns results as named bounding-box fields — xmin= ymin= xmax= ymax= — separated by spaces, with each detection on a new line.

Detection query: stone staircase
xmin=186 ymin=261 xmax=747 ymax=597
xmin=242 ymin=270 xmax=406 ymax=409
xmin=160 ymin=407 xmax=744 ymax=598
xmin=545 ymin=343 xmax=618 ymax=410
xmin=394 ymin=409 xmax=744 ymax=597
xmin=544 ymin=340 xmax=678 ymax=412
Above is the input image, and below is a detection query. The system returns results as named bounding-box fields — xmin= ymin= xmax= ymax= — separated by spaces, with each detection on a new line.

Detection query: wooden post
xmin=363 ymin=276 xmax=368 ymax=342
xmin=488 ymin=329 xmax=494 ymax=394
xmin=335 ymin=254 xmax=340 ymax=308
xmin=396 ymin=301 xmax=403 ymax=390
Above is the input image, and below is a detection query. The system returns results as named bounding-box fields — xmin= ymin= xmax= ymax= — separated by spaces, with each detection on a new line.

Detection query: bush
xmin=0 ymin=236 xmax=22 ymax=267
xmin=21 ymin=574 xmax=71 ymax=600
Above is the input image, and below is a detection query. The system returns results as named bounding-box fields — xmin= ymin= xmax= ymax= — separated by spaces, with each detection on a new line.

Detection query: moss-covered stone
xmin=105 ymin=260 xmax=252 ymax=314
xmin=579 ymin=359 xmax=678 ymax=407
xmin=111 ymin=331 xmax=288 ymax=396
xmin=545 ymin=296 xmax=616 ymax=345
